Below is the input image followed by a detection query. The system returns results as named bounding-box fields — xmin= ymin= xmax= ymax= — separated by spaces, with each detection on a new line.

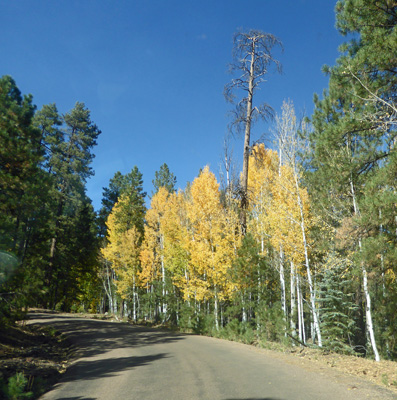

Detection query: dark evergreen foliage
xmin=152 ymin=163 xmax=177 ymax=195
xmin=0 ymin=76 xmax=101 ymax=316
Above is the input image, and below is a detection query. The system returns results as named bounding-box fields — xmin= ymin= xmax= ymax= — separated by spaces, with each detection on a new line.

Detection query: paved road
xmin=28 ymin=312 xmax=395 ymax=400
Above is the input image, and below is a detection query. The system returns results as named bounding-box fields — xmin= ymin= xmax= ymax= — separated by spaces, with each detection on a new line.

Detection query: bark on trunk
xmin=351 ymin=179 xmax=380 ymax=361
xmin=279 ymin=246 xmax=287 ymax=337
xmin=240 ymin=48 xmax=255 ymax=235
xmin=294 ymin=173 xmax=322 ymax=346
xmin=290 ymin=261 xmax=297 ymax=337
xmin=296 ymin=274 xmax=306 ymax=343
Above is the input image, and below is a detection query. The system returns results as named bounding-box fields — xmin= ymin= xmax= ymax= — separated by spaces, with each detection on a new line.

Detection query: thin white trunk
xmin=278 ymin=134 xmax=287 ymax=331
xmin=379 ymin=210 xmax=386 ymax=298
xmin=113 ymin=296 xmax=117 ymax=315
xmin=257 ymin=264 xmax=261 ymax=331
xmin=160 ymin=233 xmax=167 ymax=316
xmin=296 ymin=274 xmax=306 ymax=343
xmin=214 ymin=289 xmax=219 ymax=331
xmin=351 ymin=179 xmax=380 ymax=361
xmin=112 ymin=270 xmax=118 ymax=314
xmin=297 ymin=275 xmax=303 ymax=342
xmin=248 ymin=291 xmax=252 ymax=320
xmin=146 ymin=283 xmax=150 ymax=321
xmin=294 ymin=173 xmax=322 ymax=346
xmin=132 ymin=277 xmax=137 ymax=322
xmin=242 ymin=289 xmax=247 ymax=322
xmin=290 ymin=261 xmax=296 ymax=337
xmin=279 ymin=246 xmax=287 ymax=321
xmin=362 ymin=265 xmax=380 ymax=361
xmin=103 ymin=263 xmax=113 ymax=313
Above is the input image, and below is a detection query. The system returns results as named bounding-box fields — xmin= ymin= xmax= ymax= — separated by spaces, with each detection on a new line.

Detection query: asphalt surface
xmin=28 ymin=312 xmax=396 ymax=400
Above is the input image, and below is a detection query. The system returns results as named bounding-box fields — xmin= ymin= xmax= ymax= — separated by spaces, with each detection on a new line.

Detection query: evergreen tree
xmin=98 ymin=171 xmax=127 ymax=238
xmin=113 ymin=167 xmax=146 ymax=237
xmin=98 ymin=168 xmax=147 ymax=238
xmin=0 ymin=75 xmax=45 ymax=257
xmin=318 ymin=253 xmax=357 ymax=354
xmin=36 ymin=101 xmax=101 ymax=308
xmin=305 ymin=0 xmax=397 ymax=360
xmin=152 ymin=163 xmax=177 ymax=195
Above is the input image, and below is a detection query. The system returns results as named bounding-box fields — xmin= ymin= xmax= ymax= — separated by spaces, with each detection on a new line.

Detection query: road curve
xmin=28 ymin=312 xmax=395 ymax=400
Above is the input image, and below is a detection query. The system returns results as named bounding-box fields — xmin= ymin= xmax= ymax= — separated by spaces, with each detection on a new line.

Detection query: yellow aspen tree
xmin=162 ymin=190 xmax=191 ymax=299
xmin=186 ymin=166 xmax=237 ymax=330
xmin=247 ymin=144 xmax=291 ymax=325
xmin=140 ymin=187 xmax=169 ymax=317
xmin=247 ymin=144 xmax=278 ymax=253
xmin=139 ymin=211 xmax=159 ymax=320
xmin=140 ymin=188 xmax=191 ymax=322
xmin=101 ymin=196 xmax=142 ymax=320
xmin=275 ymin=99 xmax=322 ymax=346
xmin=247 ymin=143 xmax=315 ymax=340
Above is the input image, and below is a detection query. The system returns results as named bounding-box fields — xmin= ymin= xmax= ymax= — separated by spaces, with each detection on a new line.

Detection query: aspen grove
xmin=1 ymin=0 xmax=396 ymax=363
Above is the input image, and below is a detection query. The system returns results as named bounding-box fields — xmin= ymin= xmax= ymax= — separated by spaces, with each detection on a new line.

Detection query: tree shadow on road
xmin=62 ymin=353 xmax=168 ymax=382
xmin=28 ymin=312 xmax=185 ymax=360
xmin=57 ymin=398 xmax=96 ymax=400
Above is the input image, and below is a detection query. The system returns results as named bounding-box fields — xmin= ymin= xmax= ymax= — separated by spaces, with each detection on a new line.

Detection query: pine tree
xmin=38 ymin=101 xmax=101 ymax=308
xmin=318 ymin=253 xmax=357 ymax=354
xmin=305 ymin=0 xmax=397 ymax=360
xmin=152 ymin=163 xmax=177 ymax=195
xmin=0 ymin=75 xmax=45 ymax=257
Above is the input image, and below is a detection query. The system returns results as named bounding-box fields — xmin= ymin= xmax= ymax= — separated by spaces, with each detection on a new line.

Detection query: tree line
xmin=0 ymin=77 xmax=101 ymax=315
xmin=1 ymin=0 xmax=396 ymax=361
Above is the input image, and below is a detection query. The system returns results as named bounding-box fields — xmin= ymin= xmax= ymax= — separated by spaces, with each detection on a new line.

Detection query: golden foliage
xmin=247 ymin=144 xmax=314 ymax=266
xmin=101 ymin=198 xmax=142 ymax=299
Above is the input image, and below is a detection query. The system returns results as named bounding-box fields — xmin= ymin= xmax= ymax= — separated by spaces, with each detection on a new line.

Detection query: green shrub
xmin=1 ymin=373 xmax=33 ymax=400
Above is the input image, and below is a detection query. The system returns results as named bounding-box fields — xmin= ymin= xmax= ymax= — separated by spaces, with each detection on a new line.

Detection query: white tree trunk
xmin=294 ymin=173 xmax=322 ymax=346
xmin=257 ymin=265 xmax=261 ymax=331
xmin=112 ymin=270 xmax=118 ymax=315
xmin=132 ymin=277 xmax=137 ymax=322
xmin=362 ymin=265 xmax=380 ymax=361
xmin=160 ymin=233 xmax=167 ymax=316
xmin=351 ymin=179 xmax=380 ymax=361
xmin=242 ymin=291 xmax=247 ymax=323
xmin=214 ymin=290 xmax=219 ymax=331
xmin=279 ymin=247 xmax=287 ymax=336
xmin=290 ymin=261 xmax=296 ymax=337
xmin=296 ymin=274 xmax=306 ymax=343
xmin=103 ymin=263 xmax=113 ymax=313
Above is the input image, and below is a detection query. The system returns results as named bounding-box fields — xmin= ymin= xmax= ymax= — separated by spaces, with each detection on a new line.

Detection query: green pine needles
xmin=318 ymin=254 xmax=358 ymax=355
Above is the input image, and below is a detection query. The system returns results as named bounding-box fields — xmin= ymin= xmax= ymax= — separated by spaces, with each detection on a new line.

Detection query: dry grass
xmin=285 ymin=346 xmax=397 ymax=394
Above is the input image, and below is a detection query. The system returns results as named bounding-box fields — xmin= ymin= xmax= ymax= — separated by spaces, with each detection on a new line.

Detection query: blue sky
xmin=1 ymin=1 xmax=343 ymax=210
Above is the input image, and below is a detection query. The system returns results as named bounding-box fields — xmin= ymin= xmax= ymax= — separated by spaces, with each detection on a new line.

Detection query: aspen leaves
xmin=101 ymin=158 xmax=312 ymax=314
xmin=248 ymin=144 xmax=313 ymax=265
xmin=101 ymin=195 xmax=142 ymax=299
